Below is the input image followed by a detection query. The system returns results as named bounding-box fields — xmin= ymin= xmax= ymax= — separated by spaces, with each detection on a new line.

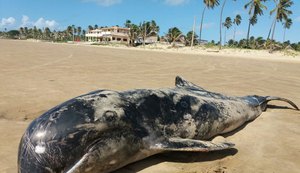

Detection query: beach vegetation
xmin=0 ymin=0 xmax=298 ymax=53
xmin=165 ymin=27 xmax=185 ymax=47
xmin=186 ymin=31 xmax=199 ymax=46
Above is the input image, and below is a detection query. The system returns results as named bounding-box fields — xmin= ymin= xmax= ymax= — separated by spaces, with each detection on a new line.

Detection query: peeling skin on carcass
xmin=18 ymin=76 xmax=299 ymax=173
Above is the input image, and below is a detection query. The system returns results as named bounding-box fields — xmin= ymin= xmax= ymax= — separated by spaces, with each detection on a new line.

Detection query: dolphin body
xmin=18 ymin=76 xmax=299 ymax=173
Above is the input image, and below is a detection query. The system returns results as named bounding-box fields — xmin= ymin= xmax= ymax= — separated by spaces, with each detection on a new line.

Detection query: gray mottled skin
xmin=18 ymin=76 xmax=299 ymax=173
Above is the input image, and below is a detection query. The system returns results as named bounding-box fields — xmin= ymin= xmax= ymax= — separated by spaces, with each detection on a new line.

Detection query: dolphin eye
xmin=103 ymin=111 xmax=117 ymax=122
xmin=180 ymin=101 xmax=189 ymax=108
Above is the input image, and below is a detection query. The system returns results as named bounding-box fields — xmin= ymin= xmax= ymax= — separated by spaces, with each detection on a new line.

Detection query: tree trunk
xmin=191 ymin=16 xmax=196 ymax=48
xmin=246 ymin=18 xmax=251 ymax=47
xmin=270 ymin=20 xmax=277 ymax=51
xmin=224 ymin=29 xmax=226 ymax=45
xmin=143 ymin=22 xmax=146 ymax=47
xmin=271 ymin=20 xmax=277 ymax=42
xmin=267 ymin=18 xmax=276 ymax=40
xmin=233 ymin=25 xmax=236 ymax=41
xmin=199 ymin=6 xmax=206 ymax=45
xmin=283 ymin=27 xmax=286 ymax=43
xmin=219 ymin=0 xmax=227 ymax=50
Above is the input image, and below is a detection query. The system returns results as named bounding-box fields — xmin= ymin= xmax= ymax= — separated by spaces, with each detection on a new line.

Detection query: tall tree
xmin=165 ymin=27 xmax=184 ymax=47
xmin=38 ymin=28 xmax=43 ymax=39
xmin=19 ymin=27 xmax=24 ymax=38
xmin=244 ymin=0 xmax=267 ymax=46
xmin=233 ymin=14 xmax=242 ymax=41
xmin=199 ymin=0 xmax=220 ymax=45
xmin=44 ymin=27 xmax=51 ymax=40
xmin=186 ymin=31 xmax=199 ymax=46
xmin=77 ymin=26 xmax=82 ymax=41
xmin=33 ymin=26 xmax=38 ymax=39
xmin=139 ymin=20 xmax=159 ymax=47
xmin=124 ymin=20 xmax=140 ymax=46
xmin=88 ymin=25 xmax=94 ymax=32
xmin=24 ymin=27 xmax=28 ymax=37
xmin=65 ymin=26 xmax=73 ymax=40
xmin=223 ymin=17 xmax=232 ymax=45
xmin=219 ymin=0 xmax=238 ymax=49
xmin=270 ymin=0 xmax=293 ymax=42
xmin=82 ymin=29 xmax=86 ymax=41
xmin=282 ymin=18 xmax=292 ymax=42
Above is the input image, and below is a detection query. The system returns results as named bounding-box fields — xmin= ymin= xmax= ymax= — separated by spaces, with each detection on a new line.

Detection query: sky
xmin=0 ymin=0 xmax=300 ymax=43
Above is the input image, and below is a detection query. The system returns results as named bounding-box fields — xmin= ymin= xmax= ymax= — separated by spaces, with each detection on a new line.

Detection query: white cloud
xmin=0 ymin=17 xmax=16 ymax=27
xmin=203 ymin=22 xmax=215 ymax=29
xmin=34 ymin=18 xmax=58 ymax=29
xmin=21 ymin=15 xmax=30 ymax=27
xmin=164 ymin=0 xmax=189 ymax=6
xmin=82 ymin=0 xmax=122 ymax=6
xmin=296 ymin=16 xmax=300 ymax=22
xmin=20 ymin=15 xmax=58 ymax=30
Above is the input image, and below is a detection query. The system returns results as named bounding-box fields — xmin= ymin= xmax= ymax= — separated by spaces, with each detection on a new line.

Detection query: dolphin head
xmin=18 ymin=91 xmax=144 ymax=173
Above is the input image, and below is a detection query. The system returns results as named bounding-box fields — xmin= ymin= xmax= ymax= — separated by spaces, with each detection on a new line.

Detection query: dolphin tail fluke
xmin=259 ymin=96 xmax=299 ymax=111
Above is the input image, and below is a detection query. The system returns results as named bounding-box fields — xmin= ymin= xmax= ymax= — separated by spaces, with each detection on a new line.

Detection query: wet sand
xmin=0 ymin=39 xmax=299 ymax=173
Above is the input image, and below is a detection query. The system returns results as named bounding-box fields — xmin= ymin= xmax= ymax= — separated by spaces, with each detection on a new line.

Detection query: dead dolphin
xmin=18 ymin=76 xmax=299 ymax=173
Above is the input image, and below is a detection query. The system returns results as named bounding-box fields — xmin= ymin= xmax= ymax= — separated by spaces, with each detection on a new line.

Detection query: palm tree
xmin=166 ymin=27 xmax=184 ymax=47
xmin=124 ymin=20 xmax=140 ymax=46
xmin=44 ymin=27 xmax=51 ymax=40
xmin=219 ymin=0 xmax=229 ymax=49
xmin=270 ymin=0 xmax=293 ymax=42
xmin=186 ymin=31 xmax=198 ymax=46
xmin=33 ymin=26 xmax=38 ymax=39
xmin=19 ymin=27 xmax=24 ymax=38
xmin=282 ymin=18 xmax=292 ymax=42
xmin=244 ymin=0 xmax=267 ymax=46
xmin=82 ymin=29 xmax=86 ymax=41
xmin=88 ymin=25 xmax=93 ymax=31
xmin=233 ymin=14 xmax=242 ymax=41
xmin=24 ymin=27 xmax=28 ymax=37
xmin=199 ymin=0 xmax=220 ymax=45
xmin=124 ymin=20 xmax=132 ymax=28
xmin=37 ymin=29 xmax=43 ymax=39
xmin=139 ymin=20 xmax=159 ymax=47
xmin=77 ymin=26 xmax=82 ymax=41
xmin=66 ymin=26 xmax=73 ymax=41
xmin=94 ymin=24 xmax=98 ymax=29
xmin=223 ymin=17 xmax=232 ymax=45
xmin=219 ymin=0 xmax=240 ymax=49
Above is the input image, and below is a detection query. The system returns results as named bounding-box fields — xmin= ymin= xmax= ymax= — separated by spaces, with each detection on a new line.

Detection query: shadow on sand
xmin=114 ymin=148 xmax=237 ymax=173
xmin=266 ymin=104 xmax=296 ymax=110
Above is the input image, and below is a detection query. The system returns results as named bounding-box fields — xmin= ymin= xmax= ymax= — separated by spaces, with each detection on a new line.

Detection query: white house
xmin=85 ymin=26 xmax=130 ymax=44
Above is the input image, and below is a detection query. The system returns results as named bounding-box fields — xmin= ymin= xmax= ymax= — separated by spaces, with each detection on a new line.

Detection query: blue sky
xmin=1 ymin=0 xmax=300 ymax=43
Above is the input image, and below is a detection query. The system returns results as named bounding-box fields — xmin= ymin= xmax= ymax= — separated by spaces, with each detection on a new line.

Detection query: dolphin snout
xmin=18 ymin=98 xmax=100 ymax=173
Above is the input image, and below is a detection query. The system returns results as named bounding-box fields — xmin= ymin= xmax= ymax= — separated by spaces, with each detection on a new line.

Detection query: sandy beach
xmin=0 ymin=39 xmax=300 ymax=173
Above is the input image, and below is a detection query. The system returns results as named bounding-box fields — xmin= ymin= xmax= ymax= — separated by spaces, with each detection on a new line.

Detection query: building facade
xmin=85 ymin=26 xmax=130 ymax=44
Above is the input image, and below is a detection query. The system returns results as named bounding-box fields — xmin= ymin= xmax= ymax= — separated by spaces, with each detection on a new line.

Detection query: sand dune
xmin=0 ymin=39 xmax=299 ymax=173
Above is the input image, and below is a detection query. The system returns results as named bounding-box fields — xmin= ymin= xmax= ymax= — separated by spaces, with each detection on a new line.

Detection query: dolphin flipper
xmin=151 ymin=138 xmax=234 ymax=152
xmin=175 ymin=76 xmax=205 ymax=90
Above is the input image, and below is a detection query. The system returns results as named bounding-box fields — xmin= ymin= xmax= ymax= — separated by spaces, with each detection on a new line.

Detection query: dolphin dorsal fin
xmin=175 ymin=76 xmax=205 ymax=90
